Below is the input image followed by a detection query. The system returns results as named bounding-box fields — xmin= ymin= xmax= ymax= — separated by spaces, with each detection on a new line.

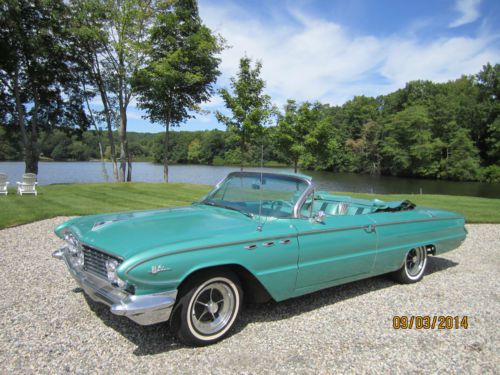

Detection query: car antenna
xmin=257 ymin=144 xmax=264 ymax=231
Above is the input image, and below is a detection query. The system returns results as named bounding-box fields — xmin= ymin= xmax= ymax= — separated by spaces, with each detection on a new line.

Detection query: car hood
xmin=55 ymin=205 xmax=257 ymax=259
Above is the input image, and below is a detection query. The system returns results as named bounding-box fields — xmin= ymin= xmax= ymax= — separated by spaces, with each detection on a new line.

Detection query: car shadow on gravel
xmin=78 ymin=256 xmax=458 ymax=355
xmin=240 ymin=256 xmax=458 ymax=325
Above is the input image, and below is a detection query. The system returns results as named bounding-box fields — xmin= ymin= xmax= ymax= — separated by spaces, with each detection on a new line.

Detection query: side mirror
xmin=313 ymin=210 xmax=326 ymax=223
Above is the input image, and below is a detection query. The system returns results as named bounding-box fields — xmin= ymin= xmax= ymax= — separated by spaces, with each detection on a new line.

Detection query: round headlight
xmin=73 ymin=250 xmax=84 ymax=267
xmin=64 ymin=233 xmax=80 ymax=254
xmin=105 ymin=259 xmax=125 ymax=287
xmin=64 ymin=232 xmax=84 ymax=267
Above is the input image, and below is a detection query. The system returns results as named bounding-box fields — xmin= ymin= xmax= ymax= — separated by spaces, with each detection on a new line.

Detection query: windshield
xmin=201 ymin=173 xmax=310 ymax=218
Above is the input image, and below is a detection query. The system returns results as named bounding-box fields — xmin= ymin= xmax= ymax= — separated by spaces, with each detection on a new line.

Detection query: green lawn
xmin=0 ymin=183 xmax=499 ymax=229
xmin=346 ymin=192 xmax=500 ymax=224
xmin=0 ymin=183 xmax=211 ymax=229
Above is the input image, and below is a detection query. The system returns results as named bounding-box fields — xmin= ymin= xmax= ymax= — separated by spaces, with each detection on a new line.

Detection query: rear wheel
xmin=391 ymin=246 xmax=428 ymax=283
xmin=172 ymin=271 xmax=242 ymax=346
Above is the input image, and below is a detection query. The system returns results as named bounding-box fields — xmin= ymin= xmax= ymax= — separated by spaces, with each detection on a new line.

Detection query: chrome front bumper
xmin=52 ymin=248 xmax=177 ymax=325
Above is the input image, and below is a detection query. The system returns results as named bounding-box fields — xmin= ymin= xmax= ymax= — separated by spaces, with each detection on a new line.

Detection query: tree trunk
xmin=84 ymin=86 xmax=109 ymax=182
xmin=14 ymin=69 xmax=38 ymax=175
xmin=119 ymin=106 xmax=128 ymax=182
xmin=117 ymin=49 xmax=130 ymax=182
xmin=97 ymin=139 xmax=109 ymax=182
xmin=99 ymin=84 xmax=118 ymax=181
xmin=294 ymin=160 xmax=298 ymax=173
xmin=27 ymin=90 xmax=41 ymax=175
xmin=94 ymin=55 xmax=118 ymax=181
xmin=163 ymin=123 xmax=170 ymax=182
xmin=127 ymin=153 xmax=132 ymax=182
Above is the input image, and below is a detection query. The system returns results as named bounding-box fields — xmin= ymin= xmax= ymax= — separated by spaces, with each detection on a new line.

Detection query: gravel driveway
xmin=0 ymin=218 xmax=498 ymax=374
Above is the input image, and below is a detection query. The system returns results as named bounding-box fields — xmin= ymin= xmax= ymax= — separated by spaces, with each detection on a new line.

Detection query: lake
xmin=1 ymin=161 xmax=498 ymax=198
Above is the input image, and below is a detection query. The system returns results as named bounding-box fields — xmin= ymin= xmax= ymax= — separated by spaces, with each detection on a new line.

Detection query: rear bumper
xmin=52 ymin=247 xmax=177 ymax=325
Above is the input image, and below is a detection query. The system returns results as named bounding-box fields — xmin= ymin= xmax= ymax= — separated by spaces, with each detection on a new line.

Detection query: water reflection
xmin=0 ymin=161 xmax=498 ymax=198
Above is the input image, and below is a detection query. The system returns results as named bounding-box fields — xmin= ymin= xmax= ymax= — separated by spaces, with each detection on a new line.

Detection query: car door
xmin=292 ymin=205 xmax=378 ymax=291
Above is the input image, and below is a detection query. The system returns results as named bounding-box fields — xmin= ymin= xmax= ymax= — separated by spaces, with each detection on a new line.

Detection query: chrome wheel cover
xmin=405 ymin=246 xmax=427 ymax=279
xmin=190 ymin=281 xmax=236 ymax=337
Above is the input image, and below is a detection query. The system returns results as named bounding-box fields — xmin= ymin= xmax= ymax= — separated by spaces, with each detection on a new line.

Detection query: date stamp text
xmin=392 ymin=315 xmax=469 ymax=330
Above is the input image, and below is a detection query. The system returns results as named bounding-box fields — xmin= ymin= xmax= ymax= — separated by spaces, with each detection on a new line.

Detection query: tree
xmin=199 ymin=129 xmax=226 ymax=164
xmin=275 ymin=100 xmax=304 ymax=172
xmin=187 ymin=138 xmax=202 ymax=163
xmin=67 ymin=0 xmax=156 ymax=181
xmin=476 ymin=63 xmax=500 ymax=164
xmin=106 ymin=0 xmax=156 ymax=181
xmin=359 ymin=120 xmax=382 ymax=175
xmin=340 ymin=95 xmax=379 ymax=139
xmin=0 ymin=127 xmax=20 ymax=160
xmin=134 ymin=0 xmax=222 ymax=181
xmin=275 ymin=100 xmax=327 ymax=173
xmin=69 ymin=0 xmax=120 ymax=180
xmin=439 ymin=128 xmax=481 ymax=181
xmin=486 ymin=117 xmax=500 ymax=162
xmin=216 ymin=57 xmax=274 ymax=171
xmin=0 ymin=0 xmax=89 ymax=174
xmin=381 ymin=106 xmax=433 ymax=176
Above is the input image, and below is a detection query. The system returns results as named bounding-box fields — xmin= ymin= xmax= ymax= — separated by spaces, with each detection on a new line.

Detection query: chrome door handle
xmin=279 ymin=239 xmax=291 ymax=245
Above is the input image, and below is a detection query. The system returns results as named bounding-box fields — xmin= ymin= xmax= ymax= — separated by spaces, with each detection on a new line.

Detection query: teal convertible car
xmin=53 ymin=172 xmax=466 ymax=345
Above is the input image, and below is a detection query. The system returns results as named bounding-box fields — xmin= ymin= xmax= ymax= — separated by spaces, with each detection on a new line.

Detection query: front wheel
xmin=391 ymin=246 xmax=428 ymax=284
xmin=172 ymin=271 xmax=242 ymax=346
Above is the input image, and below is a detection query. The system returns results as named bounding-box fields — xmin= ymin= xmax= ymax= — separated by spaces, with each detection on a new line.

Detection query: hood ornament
xmin=92 ymin=220 xmax=120 ymax=231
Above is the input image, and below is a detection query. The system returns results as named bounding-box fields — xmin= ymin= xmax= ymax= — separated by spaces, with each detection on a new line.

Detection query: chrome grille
xmin=82 ymin=245 xmax=122 ymax=279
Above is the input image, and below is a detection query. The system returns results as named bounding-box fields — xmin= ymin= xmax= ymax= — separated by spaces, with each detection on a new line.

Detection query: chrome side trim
xmin=125 ymin=233 xmax=299 ymax=275
xmin=125 ymin=214 xmax=463 ymax=276
xmin=298 ymin=216 xmax=464 ymax=236
xmin=373 ymin=216 xmax=464 ymax=227
xmin=299 ymin=224 xmax=369 ymax=236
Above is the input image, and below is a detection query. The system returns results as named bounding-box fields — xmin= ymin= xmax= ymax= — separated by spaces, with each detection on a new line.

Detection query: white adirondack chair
xmin=17 ymin=173 xmax=38 ymax=196
xmin=0 ymin=173 xmax=9 ymax=195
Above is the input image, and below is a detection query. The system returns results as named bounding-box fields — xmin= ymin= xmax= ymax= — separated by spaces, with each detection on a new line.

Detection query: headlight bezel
xmin=63 ymin=231 xmax=84 ymax=267
xmin=105 ymin=259 xmax=126 ymax=288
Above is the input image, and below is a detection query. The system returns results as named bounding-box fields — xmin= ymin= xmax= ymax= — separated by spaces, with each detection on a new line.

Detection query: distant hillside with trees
xmin=4 ymin=63 xmax=498 ymax=183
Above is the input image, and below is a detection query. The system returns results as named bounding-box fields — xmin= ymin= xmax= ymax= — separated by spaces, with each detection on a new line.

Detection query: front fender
xmin=119 ymin=236 xmax=300 ymax=301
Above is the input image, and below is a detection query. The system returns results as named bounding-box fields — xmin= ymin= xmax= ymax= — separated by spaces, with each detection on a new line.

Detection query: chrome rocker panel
xmin=52 ymin=248 xmax=177 ymax=325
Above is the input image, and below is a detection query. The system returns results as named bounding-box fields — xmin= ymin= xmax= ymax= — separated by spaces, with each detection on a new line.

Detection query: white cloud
xmin=449 ymin=0 xmax=482 ymax=28
xmin=202 ymin=5 xmax=385 ymax=105
xmin=199 ymin=1 xmax=499 ymax=108
xmin=381 ymin=35 xmax=498 ymax=88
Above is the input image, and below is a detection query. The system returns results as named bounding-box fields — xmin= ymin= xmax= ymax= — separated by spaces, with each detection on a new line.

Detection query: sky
xmin=125 ymin=0 xmax=500 ymax=133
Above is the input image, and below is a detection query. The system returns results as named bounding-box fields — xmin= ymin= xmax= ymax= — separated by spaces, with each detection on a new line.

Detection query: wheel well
xmin=177 ymin=265 xmax=273 ymax=304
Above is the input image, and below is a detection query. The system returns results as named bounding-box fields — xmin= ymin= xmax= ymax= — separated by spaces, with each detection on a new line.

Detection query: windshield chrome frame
xmin=201 ymin=171 xmax=314 ymax=219
xmin=293 ymin=181 xmax=315 ymax=218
